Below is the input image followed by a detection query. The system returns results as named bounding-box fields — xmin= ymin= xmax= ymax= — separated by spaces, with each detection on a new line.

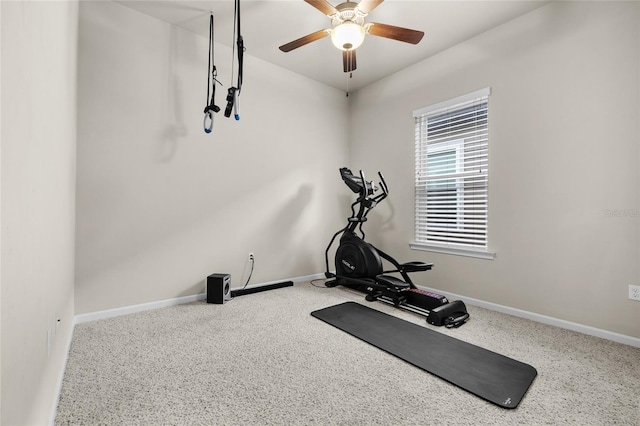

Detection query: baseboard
xmin=417 ymin=285 xmax=640 ymax=348
xmin=75 ymin=293 xmax=207 ymax=324
xmin=48 ymin=317 xmax=75 ymax=426
xmin=74 ymin=273 xmax=640 ymax=347
xmin=74 ymin=273 xmax=326 ymax=325
xmin=237 ymin=273 xmax=640 ymax=348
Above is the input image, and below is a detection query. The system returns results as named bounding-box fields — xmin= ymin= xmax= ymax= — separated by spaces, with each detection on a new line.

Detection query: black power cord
xmin=242 ymin=253 xmax=254 ymax=289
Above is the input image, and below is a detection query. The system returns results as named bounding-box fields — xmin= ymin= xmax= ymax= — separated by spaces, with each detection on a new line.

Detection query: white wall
xmin=1 ymin=1 xmax=78 ymax=424
xmin=2 ymin=2 xmax=636 ymax=423
xmin=350 ymin=1 xmax=640 ymax=338
xmin=0 ymin=1 xmax=3 ymax=421
xmin=75 ymin=1 xmax=350 ymax=314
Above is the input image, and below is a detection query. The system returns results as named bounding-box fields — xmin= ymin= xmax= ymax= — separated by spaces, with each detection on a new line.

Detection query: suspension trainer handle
xmin=224 ymin=87 xmax=236 ymax=118
xmin=233 ymin=89 xmax=240 ymax=120
xmin=203 ymin=109 xmax=215 ymax=133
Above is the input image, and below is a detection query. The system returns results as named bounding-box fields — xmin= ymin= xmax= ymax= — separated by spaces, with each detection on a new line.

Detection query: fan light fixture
xmin=331 ymin=22 xmax=365 ymax=51
xmin=278 ymin=0 xmax=425 ymax=74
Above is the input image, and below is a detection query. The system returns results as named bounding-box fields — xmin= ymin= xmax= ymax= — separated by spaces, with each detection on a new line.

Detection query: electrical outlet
xmin=249 ymin=252 xmax=254 ymax=261
xmin=629 ymin=285 xmax=640 ymax=301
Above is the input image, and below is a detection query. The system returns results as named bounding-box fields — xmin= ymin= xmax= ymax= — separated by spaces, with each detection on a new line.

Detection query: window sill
xmin=410 ymin=243 xmax=496 ymax=260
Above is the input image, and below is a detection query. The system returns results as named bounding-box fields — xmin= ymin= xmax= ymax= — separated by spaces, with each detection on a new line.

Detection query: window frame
xmin=411 ymin=87 xmax=496 ymax=260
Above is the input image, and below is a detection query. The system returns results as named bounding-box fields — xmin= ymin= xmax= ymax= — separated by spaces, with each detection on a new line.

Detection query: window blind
xmin=414 ymin=88 xmax=490 ymax=250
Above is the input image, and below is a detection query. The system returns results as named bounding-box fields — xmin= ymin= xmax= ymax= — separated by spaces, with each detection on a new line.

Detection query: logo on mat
xmin=504 ymin=398 xmax=512 ymax=406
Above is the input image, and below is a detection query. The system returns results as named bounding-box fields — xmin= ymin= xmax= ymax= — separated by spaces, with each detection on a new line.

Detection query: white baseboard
xmin=74 ymin=273 xmax=326 ymax=325
xmin=73 ymin=273 xmax=640 ymax=348
xmin=417 ymin=284 xmax=640 ymax=348
xmin=74 ymin=293 xmax=207 ymax=324
xmin=48 ymin=317 xmax=75 ymax=426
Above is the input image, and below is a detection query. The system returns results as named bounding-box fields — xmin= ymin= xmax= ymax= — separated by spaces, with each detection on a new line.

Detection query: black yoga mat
xmin=311 ymin=302 xmax=537 ymax=409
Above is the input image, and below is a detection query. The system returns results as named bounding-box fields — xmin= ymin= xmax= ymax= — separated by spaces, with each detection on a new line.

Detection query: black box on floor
xmin=207 ymin=273 xmax=231 ymax=304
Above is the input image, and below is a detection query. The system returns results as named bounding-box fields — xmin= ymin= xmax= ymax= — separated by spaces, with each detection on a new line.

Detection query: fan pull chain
xmin=345 ymin=53 xmax=353 ymax=97
xmin=346 ymin=72 xmax=350 ymax=97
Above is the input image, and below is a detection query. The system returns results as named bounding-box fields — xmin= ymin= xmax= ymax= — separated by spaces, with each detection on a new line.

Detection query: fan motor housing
xmin=332 ymin=1 xmax=366 ymax=27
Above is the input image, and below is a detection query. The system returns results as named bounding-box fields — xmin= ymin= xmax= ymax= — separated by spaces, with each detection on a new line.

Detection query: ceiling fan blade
xmin=366 ymin=22 xmax=424 ymax=44
xmin=343 ymin=50 xmax=357 ymax=73
xmin=357 ymin=0 xmax=384 ymax=14
xmin=279 ymin=29 xmax=330 ymax=52
xmin=304 ymin=0 xmax=339 ymax=17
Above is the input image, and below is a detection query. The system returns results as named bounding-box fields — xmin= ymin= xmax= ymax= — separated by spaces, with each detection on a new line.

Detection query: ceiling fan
xmin=278 ymin=0 xmax=424 ymax=73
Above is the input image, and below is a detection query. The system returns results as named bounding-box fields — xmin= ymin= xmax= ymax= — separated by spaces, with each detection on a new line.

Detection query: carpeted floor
xmin=55 ymin=281 xmax=640 ymax=425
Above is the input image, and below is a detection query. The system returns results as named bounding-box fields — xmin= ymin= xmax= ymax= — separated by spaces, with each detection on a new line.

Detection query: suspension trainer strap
xmin=236 ymin=0 xmax=244 ymax=94
xmin=224 ymin=0 xmax=244 ymax=121
xmin=203 ymin=14 xmax=221 ymax=133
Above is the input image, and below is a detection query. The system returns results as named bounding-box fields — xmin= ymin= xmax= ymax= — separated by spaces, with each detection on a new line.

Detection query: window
xmin=412 ymin=87 xmax=495 ymax=259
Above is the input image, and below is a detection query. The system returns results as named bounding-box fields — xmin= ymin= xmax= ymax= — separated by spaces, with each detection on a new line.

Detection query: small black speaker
xmin=207 ymin=273 xmax=231 ymax=304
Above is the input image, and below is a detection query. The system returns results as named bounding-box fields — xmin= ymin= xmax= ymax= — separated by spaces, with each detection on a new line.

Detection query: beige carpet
xmin=55 ymin=281 xmax=640 ymax=425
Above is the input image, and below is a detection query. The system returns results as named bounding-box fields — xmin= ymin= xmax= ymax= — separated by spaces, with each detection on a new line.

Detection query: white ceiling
xmin=116 ymin=0 xmax=549 ymax=92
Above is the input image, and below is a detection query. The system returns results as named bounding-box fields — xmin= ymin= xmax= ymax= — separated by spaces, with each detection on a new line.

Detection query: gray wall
xmin=1 ymin=1 xmax=78 ymax=424
xmin=349 ymin=1 xmax=640 ymax=338
xmin=74 ymin=1 xmax=350 ymax=314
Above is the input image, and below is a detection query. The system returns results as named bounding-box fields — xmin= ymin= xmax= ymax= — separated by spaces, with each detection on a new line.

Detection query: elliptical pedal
xmin=376 ymin=275 xmax=410 ymax=290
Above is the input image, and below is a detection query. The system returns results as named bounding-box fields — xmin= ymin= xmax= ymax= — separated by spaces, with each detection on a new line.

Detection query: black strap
xmin=235 ymin=0 xmax=244 ymax=93
xmin=206 ymin=14 xmax=213 ymax=107
xmin=204 ymin=14 xmax=221 ymax=133
xmin=225 ymin=0 xmax=244 ymax=120
xmin=204 ymin=14 xmax=222 ymax=128
xmin=205 ymin=14 xmax=220 ymax=114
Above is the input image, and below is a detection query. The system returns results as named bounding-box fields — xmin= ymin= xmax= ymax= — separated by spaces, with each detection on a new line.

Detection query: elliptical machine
xmin=324 ymin=168 xmax=470 ymax=328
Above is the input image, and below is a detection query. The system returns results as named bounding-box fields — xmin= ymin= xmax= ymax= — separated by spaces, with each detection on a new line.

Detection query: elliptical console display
xmin=324 ymin=168 xmax=469 ymax=328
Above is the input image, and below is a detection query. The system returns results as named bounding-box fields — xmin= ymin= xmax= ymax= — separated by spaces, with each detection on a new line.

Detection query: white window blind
xmin=413 ymin=88 xmax=491 ymax=254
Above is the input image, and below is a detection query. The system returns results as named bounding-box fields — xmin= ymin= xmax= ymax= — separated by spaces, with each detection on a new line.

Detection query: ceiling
xmin=116 ymin=0 xmax=549 ymax=92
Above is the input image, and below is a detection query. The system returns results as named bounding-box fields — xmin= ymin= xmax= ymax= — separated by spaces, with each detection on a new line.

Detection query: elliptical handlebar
xmin=359 ymin=170 xmax=367 ymax=196
xmin=340 ymin=168 xmax=365 ymax=194
xmin=340 ymin=167 xmax=384 ymax=199
xmin=378 ymin=172 xmax=388 ymax=196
